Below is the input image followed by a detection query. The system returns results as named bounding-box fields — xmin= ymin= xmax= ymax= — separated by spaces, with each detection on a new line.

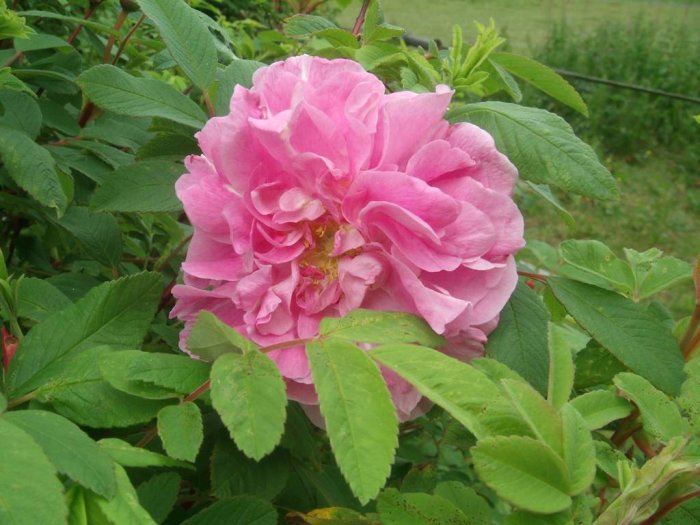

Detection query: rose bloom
xmin=172 ymin=55 xmax=524 ymax=423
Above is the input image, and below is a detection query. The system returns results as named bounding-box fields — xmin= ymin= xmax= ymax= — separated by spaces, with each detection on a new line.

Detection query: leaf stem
xmin=517 ymin=271 xmax=549 ymax=282
xmin=102 ymin=8 xmax=129 ymax=63
xmin=203 ymin=92 xmax=216 ymax=118
xmin=67 ymin=0 xmax=104 ymax=45
xmin=112 ymin=13 xmax=146 ymax=64
xmin=351 ymin=0 xmax=371 ymax=37
xmin=7 ymin=390 xmax=36 ymax=409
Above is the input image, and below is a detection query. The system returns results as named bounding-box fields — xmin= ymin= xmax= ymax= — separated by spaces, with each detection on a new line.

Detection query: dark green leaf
xmin=4 ymin=410 xmax=116 ymax=498
xmin=136 ymin=473 xmax=181 ymax=525
xmin=548 ymin=277 xmax=685 ymax=395
xmin=58 ymin=206 xmax=122 ymax=267
xmin=77 ymin=65 xmax=206 ymax=128
xmin=433 ymin=482 xmax=492 ymax=524
xmin=0 ymin=89 xmax=42 ymax=138
xmin=86 ymin=464 xmax=157 ymax=525
xmin=182 ymin=496 xmax=277 ymax=525
xmin=378 ymin=488 xmax=471 ymax=525
xmin=486 ymin=282 xmax=550 ymax=394
xmin=0 ymin=418 xmax=67 ymax=525
xmin=448 ymin=102 xmax=619 ymax=200
xmin=211 ymin=350 xmax=287 ymax=461
xmin=558 ymin=239 xmax=635 ymax=293
xmin=157 ymin=402 xmax=203 ymax=462
xmin=307 ymin=338 xmax=398 ymax=504
xmin=284 ymin=14 xmax=337 ymax=36
xmin=137 ymin=0 xmax=217 ymax=90
xmin=17 ymin=277 xmax=72 ymax=322
xmin=14 ymin=32 xmax=69 ymax=52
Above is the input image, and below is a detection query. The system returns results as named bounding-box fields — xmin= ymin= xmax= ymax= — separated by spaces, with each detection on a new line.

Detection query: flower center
xmin=299 ymin=221 xmax=339 ymax=283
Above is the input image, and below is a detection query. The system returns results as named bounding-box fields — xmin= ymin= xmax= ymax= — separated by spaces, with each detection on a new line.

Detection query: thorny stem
xmin=102 ymin=8 xmax=129 ymax=63
xmin=351 ymin=0 xmax=371 ymax=37
xmin=640 ymin=489 xmax=700 ymax=525
xmin=112 ymin=13 xmax=146 ymax=64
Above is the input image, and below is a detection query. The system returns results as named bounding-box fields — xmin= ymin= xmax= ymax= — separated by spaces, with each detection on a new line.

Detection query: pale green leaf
xmin=0 ymin=418 xmax=67 ymax=525
xmin=472 ymin=435 xmax=572 ymax=514
xmin=137 ymin=0 xmax=217 ymax=89
xmin=560 ymin=404 xmax=596 ymax=495
xmin=157 ymin=403 xmax=203 ymax=462
xmin=570 ymin=390 xmax=632 ymax=430
xmin=448 ymin=102 xmax=619 ymax=200
xmin=307 ymin=338 xmax=398 ymax=504
xmin=99 ymin=438 xmax=193 ymax=470
xmin=77 ymin=65 xmax=206 ymax=128
xmin=4 ymin=410 xmax=116 ymax=498
xmin=378 ymin=488 xmax=470 ymax=525
xmin=211 ymin=350 xmax=287 ymax=461
xmin=86 ymin=464 xmax=157 ymax=525
xmin=188 ymin=310 xmax=259 ymax=361
xmin=558 ymin=239 xmax=635 ymax=293
xmin=548 ymin=277 xmax=685 ymax=395
xmin=548 ymin=323 xmax=575 ymax=410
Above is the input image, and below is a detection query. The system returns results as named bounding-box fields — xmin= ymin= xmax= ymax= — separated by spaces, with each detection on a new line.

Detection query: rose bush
xmin=172 ymin=55 xmax=524 ymax=421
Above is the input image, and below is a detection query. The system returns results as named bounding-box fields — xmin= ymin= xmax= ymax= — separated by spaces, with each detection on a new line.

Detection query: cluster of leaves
xmin=0 ymin=0 xmax=698 ymax=524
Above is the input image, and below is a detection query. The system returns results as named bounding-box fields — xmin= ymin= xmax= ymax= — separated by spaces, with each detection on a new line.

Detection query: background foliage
xmin=0 ymin=1 xmax=698 ymax=524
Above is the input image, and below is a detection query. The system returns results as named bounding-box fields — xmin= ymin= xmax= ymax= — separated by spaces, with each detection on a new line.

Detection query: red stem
xmin=112 ymin=13 xmax=146 ymax=64
xmin=681 ymin=304 xmax=700 ymax=359
xmin=351 ymin=0 xmax=371 ymax=37
xmin=102 ymin=8 xmax=129 ymax=63
xmin=517 ymin=271 xmax=549 ymax=282
xmin=641 ymin=489 xmax=700 ymax=525
xmin=67 ymin=0 xmax=103 ymax=44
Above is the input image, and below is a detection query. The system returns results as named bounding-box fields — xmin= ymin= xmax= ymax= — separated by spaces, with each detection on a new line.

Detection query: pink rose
xmin=172 ymin=55 xmax=524 ymax=421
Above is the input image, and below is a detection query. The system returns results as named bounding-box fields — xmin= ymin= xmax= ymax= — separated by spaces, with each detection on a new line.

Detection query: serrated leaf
xmin=319 ymin=309 xmax=444 ymax=347
xmin=136 ymin=473 xmax=181 ymax=524
xmin=17 ymin=277 xmax=72 ymax=322
xmin=548 ymin=323 xmax=575 ymax=411
xmin=86 ymin=464 xmax=157 ymax=525
xmin=569 ymin=390 xmax=632 ymax=430
xmin=8 ymin=272 xmax=162 ymax=396
xmin=560 ymin=404 xmax=596 ymax=495
xmin=378 ymin=488 xmax=471 ymax=525
xmin=58 ymin=206 xmax=122 ymax=267
xmin=99 ymin=350 xmax=210 ymax=400
xmin=491 ymin=52 xmax=588 ymax=116
xmin=558 ymin=239 xmax=635 ymax=293
xmin=371 ymin=344 xmax=526 ymax=439
xmin=307 ymin=338 xmax=398 ymax=504
xmin=0 ymin=89 xmax=42 ymax=138
xmin=137 ymin=0 xmax=217 ymax=90
xmin=486 ymin=281 xmax=550 ymax=394
xmin=0 ymin=125 xmax=67 ymax=214
xmin=284 ymin=14 xmax=337 ymax=36
xmin=472 ymin=435 xmax=572 ymax=514
xmin=188 ymin=310 xmax=259 ymax=361
xmin=157 ymin=403 xmax=203 ymax=462
xmin=210 ymin=438 xmax=289 ymax=500
xmin=0 ymin=419 xmax=67 ymax=525
xmin=501 ymin=378 xmax=563 ymax=454
xmin=448 ymin=102 xmax=618 ymax=200
xmin=99 ymin=438 xmax=193 ymax=470
xmin=90 ymin=160 xmax=183 ymax=213
xmin=182 ymin=496 xmax=277 ymax=525
xmin=210 ymin=350 xmax=287 ymax=461
xmin=77 ymin=65 xmax=206 ymax=128
xmin=548 ymin=277 xmax=685 ymax=395
xmin=613 ymin=372 xmax=686 ymax=442
xmin=4 ymin=410 xmax=116 ymax=498
xmin=214 ymin=59 xmax=264 ymax=116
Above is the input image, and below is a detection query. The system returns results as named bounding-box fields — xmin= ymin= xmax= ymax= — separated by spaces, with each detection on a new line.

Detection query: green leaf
xmin=448 ymin=102 xmax=619 ymax=201
xmin=548 ymin=277 xmax=685 ymax=395
xmin=187 ymin=310 xmax=259 ymax=361
xmin=0 ymin=89 xmax=42 ymax=138
xmin=77 ymin=65 xmax=207 ymax=128
xmin=490 ymin=52 xmax=588 ymax=116
xmin=31 ymin=346 xmax=170 ymax=428
xmin=319 ymin=309 xmax=444 ymax=347
xmin=560 ymin=404 xmax=596 ymax=495
xmin=524 ymin=181 xmax=574 ymax=227
xmin=486 ymin=282 xmax=550 ymax=394
xmin=0 ymin=7 xmax=33 ymax=39
xmin=613 ymin=372 xmax=686 ymax=442
xmin=433 ymin=482 xmax=492 ymax=524
xmin=623 ymin=248 xmax=693 ymax=300
xmin=377 ymin=488 xmax=471 ymax=525
xmin=665 ymin=498 xmax=700 ymax=524
xmin=214 ymin=59 xmax=264 ymax=116
xmin=472 ymin=435 xmax=572 ymax=514
xmin=99 ymin=350 xmax=210 ymax=400
xmin=284 ymin=14 xmax=337 ymax=36
xmin=17 ymin=10 xmax=115 ymax=34
xmin=569 ymin=390 xmax=632 ymax=431
xmin=548 ymin=323 xmax=575 ymax=411
xmin=0 ymin=418 xmax=67 ymax=525
xmin=307 ymin=338 xmax=398 ymax=504
xmin=210 ymin=350 xmax=287 ymax=461
xmin=501 ymin=378 xmax=563 ymax=454
xmin=86 ymin=464 xmax=157 ymax=525
xmin=157 ymin=403 xmax=203 ymax=462
xmin=58 ymin=206 xmax=122 ymax=267
xmin=99 ymin=438 xmax=194 ymax=470
xmin=573 ymin=342 xmax=627 ymax=390
xmin=182 ymin=496 xmax=277 ymax=525
xmin=137 ymin=0 xmax=217 ymax=90
xmin=679 ymin=359 xmax=700 ymax=432
xmin=90 ymin=160 xmax=183 ymax=213
xmin=8 ymin=272 xmax=162 ymax=396
xmin=4 ymin=410 xmax=116 ymax=498
xmin=210 ymin=438 xmax=289 ymax=500
xmin=14 ymin=32 xmax=68 ymax=51
xmin=401 ymin=464 xmax=437 ymax=494
xmin=17 ymin=277 xmax=72 ymax=322
xmin=558 ymin=240 xmax=635 ymax=293
xmin=371 ymin=344 xmax=526 ymax=439
xmin=136 ymin=473 xmax=181 ymax=525
xmin=0 ymin=125 xmax=67 ymax=215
